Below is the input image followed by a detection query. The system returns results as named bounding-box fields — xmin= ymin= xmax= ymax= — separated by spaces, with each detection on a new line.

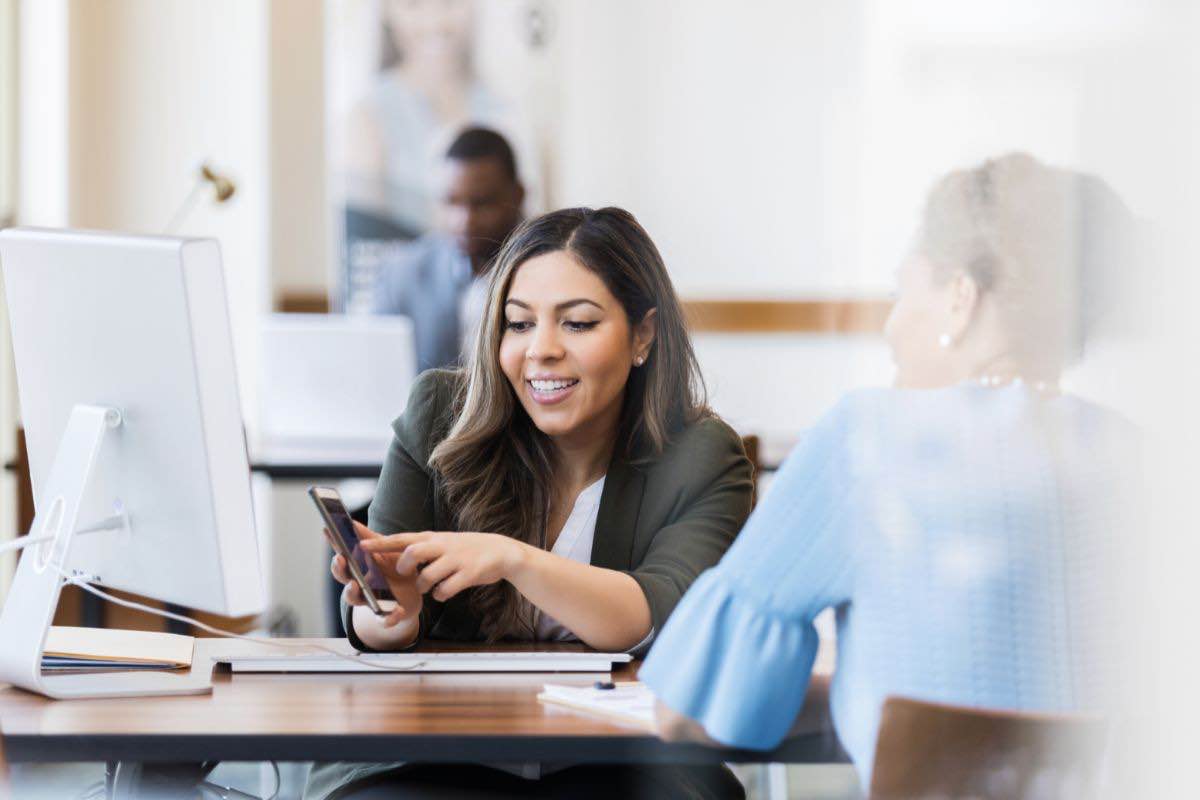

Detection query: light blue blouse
xmin=640 ymin=384 xmax=1136 ymax=785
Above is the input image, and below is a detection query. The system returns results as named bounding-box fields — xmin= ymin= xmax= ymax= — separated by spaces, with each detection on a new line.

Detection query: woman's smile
xmin=527 ymin=374 xmax=581 ymax=405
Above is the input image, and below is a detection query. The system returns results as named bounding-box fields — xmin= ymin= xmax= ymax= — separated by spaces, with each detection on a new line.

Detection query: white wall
xmin=0 ymin=0 xmax=14 ymax=595
xmin=67 ymin=0 xmax=270 ymax=431
xmin=551 ymin=0 xmax=870 ymax=296
xmin=269 ymin=0 xmax=329 ymax=300
xmin=855 ymin=0 xmax=1179 ymax=289
xmin=2 ymin=0 xmax=72 ymax=597
xmin=695 ymin=334 xmax=892 ymax=449
xmin=548 ymin=0 xmax=1174 ymax=299
xmin=0 ymin=0 xmax=14 ymax=226
xmin=15 ymin=0 xmax=69 ymax=227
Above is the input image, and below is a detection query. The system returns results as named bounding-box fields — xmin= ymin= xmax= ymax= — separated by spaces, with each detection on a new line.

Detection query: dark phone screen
xmin=318 ymin=494 xmax=392 ymax=598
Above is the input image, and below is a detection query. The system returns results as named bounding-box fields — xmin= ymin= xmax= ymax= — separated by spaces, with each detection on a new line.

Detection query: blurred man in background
xmin=373 ymin=126 xmax=525 ymax=371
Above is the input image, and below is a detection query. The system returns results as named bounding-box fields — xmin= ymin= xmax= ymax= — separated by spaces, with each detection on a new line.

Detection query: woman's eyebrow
xmin=505 ymin=298 xmax=604 ymax=312
xmin=556 ymin=299 xmax=604 ymax=312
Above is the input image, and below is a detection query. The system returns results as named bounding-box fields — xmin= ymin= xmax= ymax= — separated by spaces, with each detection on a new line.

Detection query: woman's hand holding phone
xmin=330 ymin=521 xmax=423 ymax=633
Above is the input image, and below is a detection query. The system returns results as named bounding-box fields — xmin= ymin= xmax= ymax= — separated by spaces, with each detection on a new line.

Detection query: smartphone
xmin=308 ymin=486 xmax=391 ymax=616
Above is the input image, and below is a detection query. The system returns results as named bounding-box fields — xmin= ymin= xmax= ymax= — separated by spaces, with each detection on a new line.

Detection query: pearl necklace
xmin=974 ymin=375 xmax=1059 ymax=395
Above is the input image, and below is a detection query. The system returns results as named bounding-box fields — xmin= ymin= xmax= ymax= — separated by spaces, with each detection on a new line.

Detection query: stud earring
xmin=634 ymin=355 xmax=645 ymax=367
xmin=938 ymin=333 xmax=952 ymax=349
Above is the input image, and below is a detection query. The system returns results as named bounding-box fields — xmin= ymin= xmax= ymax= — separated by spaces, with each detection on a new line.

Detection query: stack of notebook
xmin=41 ymin=626 xmax=195 ymax=672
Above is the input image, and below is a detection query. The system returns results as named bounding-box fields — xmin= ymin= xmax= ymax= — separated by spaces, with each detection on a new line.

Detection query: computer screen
xmin=1 ymin=228 xmax=264 ymax=617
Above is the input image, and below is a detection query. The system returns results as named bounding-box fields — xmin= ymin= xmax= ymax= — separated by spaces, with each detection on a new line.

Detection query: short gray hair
xmin=918 ymin=153 xmax=1138 ymax=372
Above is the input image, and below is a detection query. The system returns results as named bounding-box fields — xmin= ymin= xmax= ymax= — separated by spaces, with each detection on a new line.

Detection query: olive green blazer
xmin=312 ymin=369 xmax=753 ymax=800
xmin=342 ymin=368 xmax=755 ymax=654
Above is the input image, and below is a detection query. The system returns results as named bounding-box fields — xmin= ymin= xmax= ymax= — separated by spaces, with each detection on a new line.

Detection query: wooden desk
xmin=248 ymin=440 xmax=390 ymax=480
xmin=0 ymin=640 xmax=843 ymax=766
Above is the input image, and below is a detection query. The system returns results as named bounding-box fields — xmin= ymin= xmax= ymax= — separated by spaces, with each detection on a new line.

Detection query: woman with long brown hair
xmin=308 ymin=207 xmax=753 ymax=799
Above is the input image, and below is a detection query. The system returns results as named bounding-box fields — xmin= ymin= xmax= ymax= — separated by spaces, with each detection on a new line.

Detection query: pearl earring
xmin=938 ymin=333 xmax=952 ymax=349
xmin=634 ymin=355 xmax=645 ymax=367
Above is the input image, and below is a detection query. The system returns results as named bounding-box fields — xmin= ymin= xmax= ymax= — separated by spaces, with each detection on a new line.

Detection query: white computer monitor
xmin=258 ymin=312 xmax=415 ymax=458
xmin=0 ymin=228 xmax=265 ymax=698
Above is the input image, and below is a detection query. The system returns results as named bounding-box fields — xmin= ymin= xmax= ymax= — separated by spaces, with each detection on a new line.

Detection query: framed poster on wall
xmin=325 ymin=0 xmax=553 ymax=312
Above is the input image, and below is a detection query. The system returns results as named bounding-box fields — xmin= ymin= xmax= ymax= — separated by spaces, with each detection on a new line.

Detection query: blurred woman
xmin=642 ymin=154 xmax=1140 ymax=790
xmin=308 ymin=207 xmax=753 ymax=799
xmin=341 ymin=0 xmax=537 ymax=238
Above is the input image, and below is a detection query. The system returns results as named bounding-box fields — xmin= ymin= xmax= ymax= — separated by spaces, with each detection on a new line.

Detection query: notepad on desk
xmin=41 ymin=626 xmax=195 ymax=672
xmin=538 ymin=681 xmax=655 ymax=729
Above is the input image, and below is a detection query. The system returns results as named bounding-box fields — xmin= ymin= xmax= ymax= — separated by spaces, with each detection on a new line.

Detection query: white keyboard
xmin=222 ymin=651 xmax=633 ymax=674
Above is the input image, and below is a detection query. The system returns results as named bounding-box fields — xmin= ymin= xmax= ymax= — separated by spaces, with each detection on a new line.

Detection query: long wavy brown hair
xmin=429 ymin=207 xmax=709 ymax=640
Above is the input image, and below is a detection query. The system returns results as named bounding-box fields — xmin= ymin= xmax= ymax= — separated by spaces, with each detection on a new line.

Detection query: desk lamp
xmin=165 ymin=163 xmax=236 ymax=233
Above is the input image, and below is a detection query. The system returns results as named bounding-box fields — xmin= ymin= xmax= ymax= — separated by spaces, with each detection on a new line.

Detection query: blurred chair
xmin=276 ymin=289 xmax=330 ymax=314
xmin=12 ymin=427 xmax=33 ymax=538
xmin=0 ymin=728 xmax=9 ymax=799
xmin=740 ymin=434 xmax=760 ymax=476
xmin=740 ymin=434 xmax=760 ymax=507
xmin=869 ymin=696 xmax=1109 ymax=800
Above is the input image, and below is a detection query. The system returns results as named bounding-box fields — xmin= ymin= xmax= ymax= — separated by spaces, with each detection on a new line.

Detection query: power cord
xmin=2 ymin=513 xmax=131 ymax=556
xmin=0 ymin=531 xmax=53 ymax=555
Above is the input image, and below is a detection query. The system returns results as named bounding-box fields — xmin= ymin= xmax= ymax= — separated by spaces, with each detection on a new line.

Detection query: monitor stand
xmin=0 ymin=405 xmax=215 ymax=699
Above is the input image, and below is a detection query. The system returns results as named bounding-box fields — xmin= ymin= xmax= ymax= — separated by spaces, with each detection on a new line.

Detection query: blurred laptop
xmin=257 ymin=313 xmax=415 ymax=465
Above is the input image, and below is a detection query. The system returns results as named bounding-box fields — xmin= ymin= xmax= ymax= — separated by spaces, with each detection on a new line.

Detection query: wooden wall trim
xmin=276 ymin=291 xmax=892 ymax=335
xmin=276 ymin=290 xmax=331 ymax=314
xmin=683 ymin=299 xmax=891 ymax=334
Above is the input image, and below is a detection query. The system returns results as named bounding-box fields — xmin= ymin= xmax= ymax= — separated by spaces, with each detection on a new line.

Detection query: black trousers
xmin=331 ymin=763 xmax=746 ymax=800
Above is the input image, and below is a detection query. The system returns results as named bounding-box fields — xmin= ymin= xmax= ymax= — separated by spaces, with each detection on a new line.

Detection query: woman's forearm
xmin=506 ymin=543 xmax=652 ymax=651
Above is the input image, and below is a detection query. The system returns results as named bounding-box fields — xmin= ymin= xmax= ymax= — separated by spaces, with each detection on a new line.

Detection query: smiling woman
xmin=501 ymin=261 xmax=651 ymax=440
xmin=310 ymin=207 xmax=754 ymax=800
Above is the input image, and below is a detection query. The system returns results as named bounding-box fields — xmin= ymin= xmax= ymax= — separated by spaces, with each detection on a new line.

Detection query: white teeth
xmin=530 ymin=379 xmax=578 ymax=392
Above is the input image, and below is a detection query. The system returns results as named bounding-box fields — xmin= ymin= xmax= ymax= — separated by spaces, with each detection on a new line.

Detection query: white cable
xmin=2 ymin=520 xmax=123 ymax=555
xmin=52 ymin=566 xmax=428 ymax=673
xmin=265 ymin=760 xmax=281 ymax=800
xmin=72 ymin=780 xmax=107 ymax=800
xmin=0 ymin=531 xmax=53 ymax=555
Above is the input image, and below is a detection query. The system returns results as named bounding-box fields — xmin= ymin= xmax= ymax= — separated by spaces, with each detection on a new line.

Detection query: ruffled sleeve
xmin=639 ymin=394 xmax=860 ymax=750
xmin=639 ymin=570 xmax=821 ymax=749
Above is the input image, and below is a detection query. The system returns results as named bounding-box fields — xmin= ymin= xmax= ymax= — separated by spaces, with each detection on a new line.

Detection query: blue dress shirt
xmin=641 ymin=384 xmax=1137 ymax=785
